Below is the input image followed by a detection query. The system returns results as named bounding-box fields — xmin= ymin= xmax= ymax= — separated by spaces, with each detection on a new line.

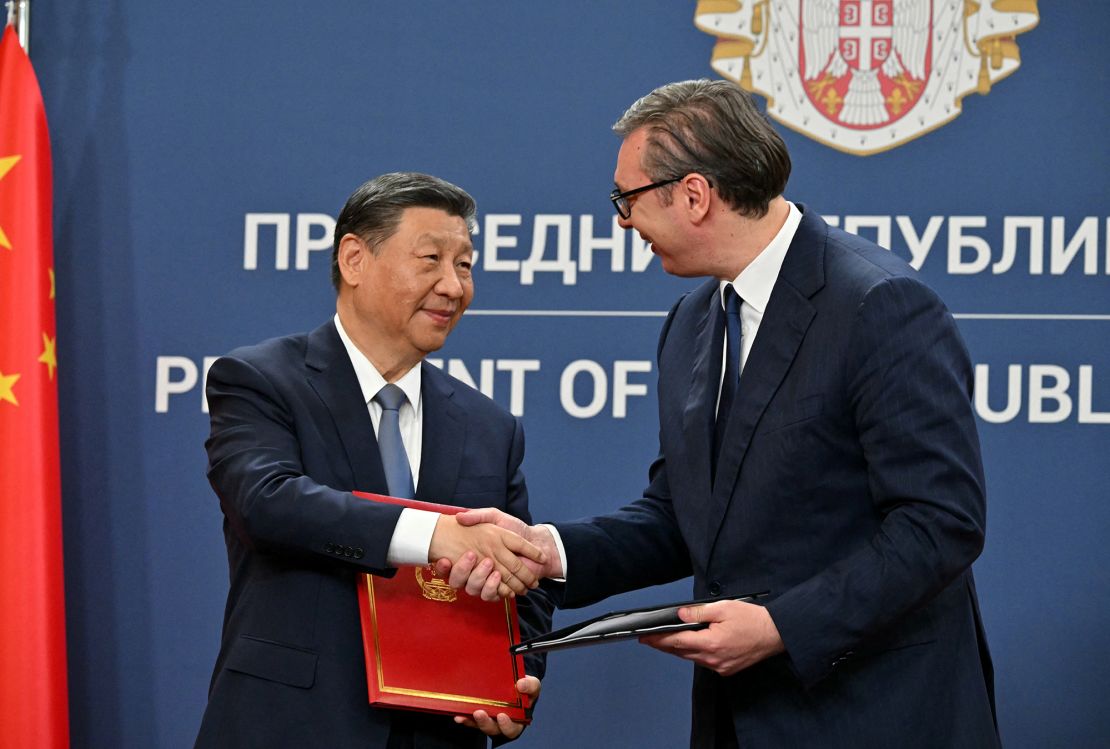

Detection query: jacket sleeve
xmin=553 ymin=293 xmax=694 ymax=609
xmin=766 ymin=275 xmax=987 ymax=687
xmin=205 ymin=352 xmax=404 ymax=576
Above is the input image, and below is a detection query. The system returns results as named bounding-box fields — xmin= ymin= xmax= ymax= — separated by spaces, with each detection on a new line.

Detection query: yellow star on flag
xmin=0 ymin=370 xmax=19 ymax=406
xmin=49 ymin=268 xmax=55 ymax=299
xmin=39 ymin=332 xmax=57 ymax=380
xmin=0 ymin=155 xmax=21 ymax=251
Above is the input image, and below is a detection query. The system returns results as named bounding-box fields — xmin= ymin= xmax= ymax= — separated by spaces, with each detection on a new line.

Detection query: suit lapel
xmin=705 ymin=207 xmax=827 ymax=559
xmin=415 ymin=362 xmax=466 ymax=504
xmin=304 ymin=320 xmax=388 ymax=493
xmin=681 ymin=285 xmax=722 ymax=513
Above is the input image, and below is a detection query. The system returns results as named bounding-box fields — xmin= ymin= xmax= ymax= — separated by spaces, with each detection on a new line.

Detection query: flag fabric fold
xmin=0 ymin=23 xmax=69 ymax=748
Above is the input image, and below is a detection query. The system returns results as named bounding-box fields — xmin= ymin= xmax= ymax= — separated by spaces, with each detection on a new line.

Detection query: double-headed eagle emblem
xmin=695 ymin=0 xmax=1039 ymax=155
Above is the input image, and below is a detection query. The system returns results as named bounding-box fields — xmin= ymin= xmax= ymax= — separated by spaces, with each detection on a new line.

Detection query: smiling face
xmin=613 ymin=128 xmax=702 ymax=278
xmin=337 ymin=206 xmax=474 ymax=379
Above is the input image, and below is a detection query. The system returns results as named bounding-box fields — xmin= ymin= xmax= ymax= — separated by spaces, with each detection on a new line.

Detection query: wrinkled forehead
xmin=395 ymin=207 xmax=474 ymax=252
xmin=411 ymin=227 xmax=474 ymax=257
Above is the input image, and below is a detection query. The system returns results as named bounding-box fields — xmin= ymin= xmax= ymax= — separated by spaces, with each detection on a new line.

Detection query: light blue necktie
xmin=374 ymin=384 xmax=415 ymax=499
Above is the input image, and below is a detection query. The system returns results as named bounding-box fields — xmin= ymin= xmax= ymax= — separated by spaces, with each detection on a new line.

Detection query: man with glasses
xmin=447 ymin=80 xmax=998 ymax=748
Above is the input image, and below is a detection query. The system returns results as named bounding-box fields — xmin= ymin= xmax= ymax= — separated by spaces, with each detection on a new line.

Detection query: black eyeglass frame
xmin=609 ymin=177 xmax=682 ymax=219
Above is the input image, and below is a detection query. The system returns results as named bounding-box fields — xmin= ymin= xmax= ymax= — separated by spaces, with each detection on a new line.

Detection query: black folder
xmin=510 ymin=592 xmax=768 ymax=654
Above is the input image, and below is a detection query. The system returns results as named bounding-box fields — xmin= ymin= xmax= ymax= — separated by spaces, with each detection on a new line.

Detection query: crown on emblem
xmin=693 ymin=0 xmax=1040 ymax=155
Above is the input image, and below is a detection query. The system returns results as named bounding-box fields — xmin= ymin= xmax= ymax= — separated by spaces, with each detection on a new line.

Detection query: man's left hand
xmin=639 ymin=600 xmax=785 ymax=677
xmin=454 ymin=675 xmax=540 ymax=740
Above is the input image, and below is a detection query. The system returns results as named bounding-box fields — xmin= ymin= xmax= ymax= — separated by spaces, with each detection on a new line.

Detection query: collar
xmin=719 ymin=200 xmax=802 ymax=312
xmin=333 ymin=313 xmax=422 ymax=408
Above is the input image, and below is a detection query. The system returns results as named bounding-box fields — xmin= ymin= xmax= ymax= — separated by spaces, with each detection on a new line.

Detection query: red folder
xmin=353 ymin=492 xmax=531 ymax=722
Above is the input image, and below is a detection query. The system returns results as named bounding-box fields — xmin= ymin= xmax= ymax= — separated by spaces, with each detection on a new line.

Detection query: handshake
xmin=427 ymin=509 xmax=562 ymax=601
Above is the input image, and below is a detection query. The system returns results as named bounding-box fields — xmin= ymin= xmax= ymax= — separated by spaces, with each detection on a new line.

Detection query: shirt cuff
xmin=540 ymin=523 xmax=568 ymax=581
xmin=386 ymin=508 xmax=439 ymax=566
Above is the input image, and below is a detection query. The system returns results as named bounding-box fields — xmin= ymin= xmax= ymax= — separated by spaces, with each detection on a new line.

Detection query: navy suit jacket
xmin=555 ymin=208 xmax=999 ymax=748
xmin=195 ymin=320 xmax=553 ymax=749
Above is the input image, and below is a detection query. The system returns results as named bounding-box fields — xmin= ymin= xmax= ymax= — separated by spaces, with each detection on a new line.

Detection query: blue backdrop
xmin=29 ymin=2 xmax=1109 ymax=746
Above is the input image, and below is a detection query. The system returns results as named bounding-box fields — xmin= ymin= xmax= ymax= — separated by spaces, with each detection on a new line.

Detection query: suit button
xmin=709 ymin=582 xmax=722 ymax=596
xmin=354 ymin=547 xmax=365 ymax=559
xmin=324 ymin=542 xmax=336 ymax=554
xmin=343 ymin=546 xmax=355 ymax=557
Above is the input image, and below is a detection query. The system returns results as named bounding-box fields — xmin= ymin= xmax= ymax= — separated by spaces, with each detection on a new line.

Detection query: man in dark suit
xmin=196 ymin=172 xmax=554 ymax=748
xmin=447 ymin=80 xmax=999 ymax=748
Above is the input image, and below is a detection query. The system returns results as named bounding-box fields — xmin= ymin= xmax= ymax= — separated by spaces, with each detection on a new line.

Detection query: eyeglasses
xmin=609 ymin=177 xmax=681 ymax=219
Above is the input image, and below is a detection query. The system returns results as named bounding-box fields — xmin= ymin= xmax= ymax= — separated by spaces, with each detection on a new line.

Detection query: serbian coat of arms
xmin=694 ymin=0 xmax=1039 ymax=155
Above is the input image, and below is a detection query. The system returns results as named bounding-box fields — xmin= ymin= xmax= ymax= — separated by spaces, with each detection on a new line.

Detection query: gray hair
xmin=613 ymin=79 xmax=791 ymax=218
xmin=331 ymin=172 xmax=477 ymax=290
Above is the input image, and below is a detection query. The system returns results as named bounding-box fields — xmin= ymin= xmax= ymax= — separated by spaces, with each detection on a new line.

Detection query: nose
xmin=617 ymin=213 xmax=634 ymax=230
xmin=435 ymin=267 xmax=465 ymax=299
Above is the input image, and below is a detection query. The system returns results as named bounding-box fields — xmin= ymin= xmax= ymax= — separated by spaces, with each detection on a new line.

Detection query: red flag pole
xmin=0 ymin=10 xmax=70 ymax=747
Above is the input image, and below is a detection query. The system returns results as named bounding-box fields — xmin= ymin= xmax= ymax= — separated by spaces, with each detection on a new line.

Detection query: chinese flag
xmin=0 ymin=24 xmax=70 ymax=748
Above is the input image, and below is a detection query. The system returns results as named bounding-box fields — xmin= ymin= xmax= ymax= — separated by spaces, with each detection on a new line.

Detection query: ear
xmin=680 ymin=173 xmax=713 ymax=224
xmin=336 ymin=233 xmax=369 ymax=288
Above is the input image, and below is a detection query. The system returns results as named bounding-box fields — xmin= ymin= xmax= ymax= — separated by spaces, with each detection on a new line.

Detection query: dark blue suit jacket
xmin=555 ymin=208 xmax=999 ymax=748
xmin=195 ymin=320 xmax=552 ymax=749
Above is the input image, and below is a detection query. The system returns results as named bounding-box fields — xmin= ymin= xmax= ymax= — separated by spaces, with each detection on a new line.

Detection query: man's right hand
xmin=435 ymin=508 xmax=563 ymax=601
xmin=428 ymin=514 xmax=546 ymax=596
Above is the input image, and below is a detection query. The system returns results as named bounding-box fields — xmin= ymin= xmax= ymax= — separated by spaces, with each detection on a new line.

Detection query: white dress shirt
xmin=334 ymin=314 xmax=438 ymax=566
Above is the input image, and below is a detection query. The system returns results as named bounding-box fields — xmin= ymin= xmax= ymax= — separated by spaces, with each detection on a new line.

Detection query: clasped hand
xmin=428 ymin=514 xmax=547 ymax=597
xmin=433 ymin=508 xmax=563 ymax=600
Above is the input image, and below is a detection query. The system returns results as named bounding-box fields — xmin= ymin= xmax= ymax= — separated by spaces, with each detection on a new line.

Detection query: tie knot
xmin=374 ymin=383 xmax=407 ymax=412
xmin=723 ymin=284 xmax=742 ymax=316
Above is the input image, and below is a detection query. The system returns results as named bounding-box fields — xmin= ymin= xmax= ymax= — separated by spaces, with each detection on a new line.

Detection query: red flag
xmin=0 ymin=24 xmax=69 ymax=748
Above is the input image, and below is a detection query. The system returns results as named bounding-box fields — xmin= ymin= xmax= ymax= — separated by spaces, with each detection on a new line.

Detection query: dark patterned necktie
xmin=713 ymin=285 xmax=742 ymax=476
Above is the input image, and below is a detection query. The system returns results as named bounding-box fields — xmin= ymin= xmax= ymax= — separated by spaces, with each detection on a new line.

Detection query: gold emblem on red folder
xmin=415 ymin=565 xmax=458 ymax=603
